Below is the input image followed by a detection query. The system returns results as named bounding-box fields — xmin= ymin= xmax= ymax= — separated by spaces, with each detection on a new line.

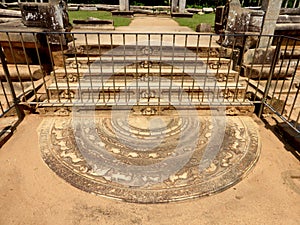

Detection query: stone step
xmin=65 ymin=56 xmax=232 ymax=70
xmin=51 ymin=67 xmax=238 ymax=83
xmin=66 ymin=45 xmax=223 ymax=58
xmin=47 ymin=81 xmax=246 ymax=102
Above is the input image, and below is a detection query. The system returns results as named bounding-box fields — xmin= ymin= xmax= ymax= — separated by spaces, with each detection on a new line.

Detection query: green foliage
xmin=131 ymin=1 xmax=145 ymax=6
xmin=68 ymin=11 xmax=132 ymax=27
xmin=173 ymin=13 xmax=216 ymax=31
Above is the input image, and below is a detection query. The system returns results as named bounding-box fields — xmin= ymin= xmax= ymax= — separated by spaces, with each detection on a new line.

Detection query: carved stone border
xmin=38 ymin=116 xmax=260 ymax=203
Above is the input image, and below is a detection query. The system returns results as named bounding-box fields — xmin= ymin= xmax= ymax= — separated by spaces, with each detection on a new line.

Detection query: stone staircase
xmin=47 ymin=44 xmax=248 ymax=109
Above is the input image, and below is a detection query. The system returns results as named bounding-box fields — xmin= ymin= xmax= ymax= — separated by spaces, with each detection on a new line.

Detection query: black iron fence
xmin=0 ymin=31 xmax=299 ymax=133
xmin=282 ymin=0 xmax=300 ymax=8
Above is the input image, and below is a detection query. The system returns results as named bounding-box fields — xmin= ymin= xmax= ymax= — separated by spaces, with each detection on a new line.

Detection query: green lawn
xmin=68 ymin=11 xmax=215 ymax=31
xmin=68 ymin=11 xmax=132 ymax=27
xmin=173 ymin=13 xmax=215 ymax=31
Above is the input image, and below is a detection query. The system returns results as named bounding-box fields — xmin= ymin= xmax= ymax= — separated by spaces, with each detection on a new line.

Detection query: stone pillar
xmin=178 ymin=0 xmax=186 ymax=13
xmin=259 ymin=0 xmax=283 ymax=47
xmin=119 ymin=0 xmax=129 ymax=11
xmin=171 ymin=0 xmax=179 ymax=13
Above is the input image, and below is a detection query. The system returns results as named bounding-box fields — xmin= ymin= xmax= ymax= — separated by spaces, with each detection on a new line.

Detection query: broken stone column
xmin=259 ymin=0 xmax=283 ymax=48
xmin=171 ymin=0 xmax=179 ymax=13
xmin=119 ymin=0 xmax=129 ymax=11
xmin=178 ymin=0 xmax=186 ymax=13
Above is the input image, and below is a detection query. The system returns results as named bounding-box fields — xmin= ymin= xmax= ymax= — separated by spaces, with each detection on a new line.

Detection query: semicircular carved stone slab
xmin=38 ymin=112 xmax=260 ymax=203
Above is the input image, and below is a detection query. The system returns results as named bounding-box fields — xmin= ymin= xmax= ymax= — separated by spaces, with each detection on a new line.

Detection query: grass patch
xmin=68 ymin=11 xmax=132 ymax=27
xmin=173 ymin=13 xmax=215 ymax=31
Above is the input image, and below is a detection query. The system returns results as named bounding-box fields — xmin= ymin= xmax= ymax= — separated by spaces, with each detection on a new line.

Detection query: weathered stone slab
xmin=171 ymin=12 xmax=193 ymax=18
xmin=95 ymin=4 xmax=118 ymax=11
xmin=73 ymin=17 xmax=114 ymax=30
xmin=19 ymin=3 xmax=70 ymax=31
xmin=248 ymin=10 xmax=264 ymax=32
xmin=222 ymin=31 xmax=259 ymax=49
xmin=0 ymin=65 xmax=44 ymax=81
xmin=0 ymin=8 xmax=21 ymax=18
xmin=276 ymin=23 xmax=300 ymax=30
xmin=67 ymin=5 xmax=79 ymax=11
xmin=202 ymin=7 xmax=214 ymax=14
xmin=242 ymin=64 xmax=295 ymax=79
xmin=132 ymin=9 xmax=153 ymax=14
xmin=277 ymin=15 xmax=300 ymax=23
xmin=186 ymin=8 xmax=202 ymax=14
xmin=79 ymin=6 xmax=97 ymax=11
xmin=0 ymin=18 xmax=20 ymax=23
xmin=243 ymin=47 xmax=277 ymax=65
xmin=196 ymin=23 xmax=212 ymax=32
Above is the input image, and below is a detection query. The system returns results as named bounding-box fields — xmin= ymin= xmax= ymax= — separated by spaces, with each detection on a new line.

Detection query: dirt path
xmin=116 ymin=15 xmax=194 ymax=32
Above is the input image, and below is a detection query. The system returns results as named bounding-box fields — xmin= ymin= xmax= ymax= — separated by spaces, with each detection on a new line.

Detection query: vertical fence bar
xmin=203 ymin=34 xmax=213 ymax=103
xmin=84 ymin=33 xmax=94 ymax=103
xmin=97 ymin=33 xmax=105 ymax=104
xmin=158 ymin=34 xmax=163 ymax=107
xmin=109 ymin=33 xmax=116 ymax=104
xmin=230 ymin=35 xmax=238 ymax=102
xmin=243 ymin=34 xmax=260 ymax=102
xmin=71 ymin=33 xmax=82 ymax=104
xmin=19 ymin=33 xmax=38 ymax=101
xmin=147 ymin=33 xmax=151 ymax=107
xmin=59 ymin=33 xmax=71 ymax=103
xmin=277 ymin=37 xmax=291 ymax=102
xmin=135 ymin=34 xmax=139 ymax=106
xmin=288 ymin=81 xmax=300 ymax=121
xmin=0 ymin=78 xmax=10 ymax=110
xmin=33 ymin=32 xmax=50 ymax=103
xmin=46 ymin=34 xmax=60 ymax=103
xmin=169 ymin=34 xmax=176 ymax=106
xmin=5 ymin=32 xmax=26 ymax=100
xmin=0 ymin=42 xmax=24 ymax=121
xmin=253 ymin=36 xmax=272 ymax=102
xmin=281 ymin=39 xmax=299 ymax=116
xmin=258 ymin=36 xmax=282 ymax=117
xmin=191 ymin=34 xmax=200 ymax=103
xmin=122 ymin=33 xmax=128 ymax=105
xmin=180 ymin=33 xmax=188 ymax=105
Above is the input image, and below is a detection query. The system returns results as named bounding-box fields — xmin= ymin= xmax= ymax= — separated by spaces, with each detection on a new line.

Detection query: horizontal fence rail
xmin=0 ymin=31 xmax=299 ymax=132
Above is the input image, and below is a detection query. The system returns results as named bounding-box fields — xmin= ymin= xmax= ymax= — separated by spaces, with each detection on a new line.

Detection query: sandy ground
xmin=116 ymin=16 xmax=194 ymax=33
xmin=0 ymin=114 xmax=299 ymax=225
